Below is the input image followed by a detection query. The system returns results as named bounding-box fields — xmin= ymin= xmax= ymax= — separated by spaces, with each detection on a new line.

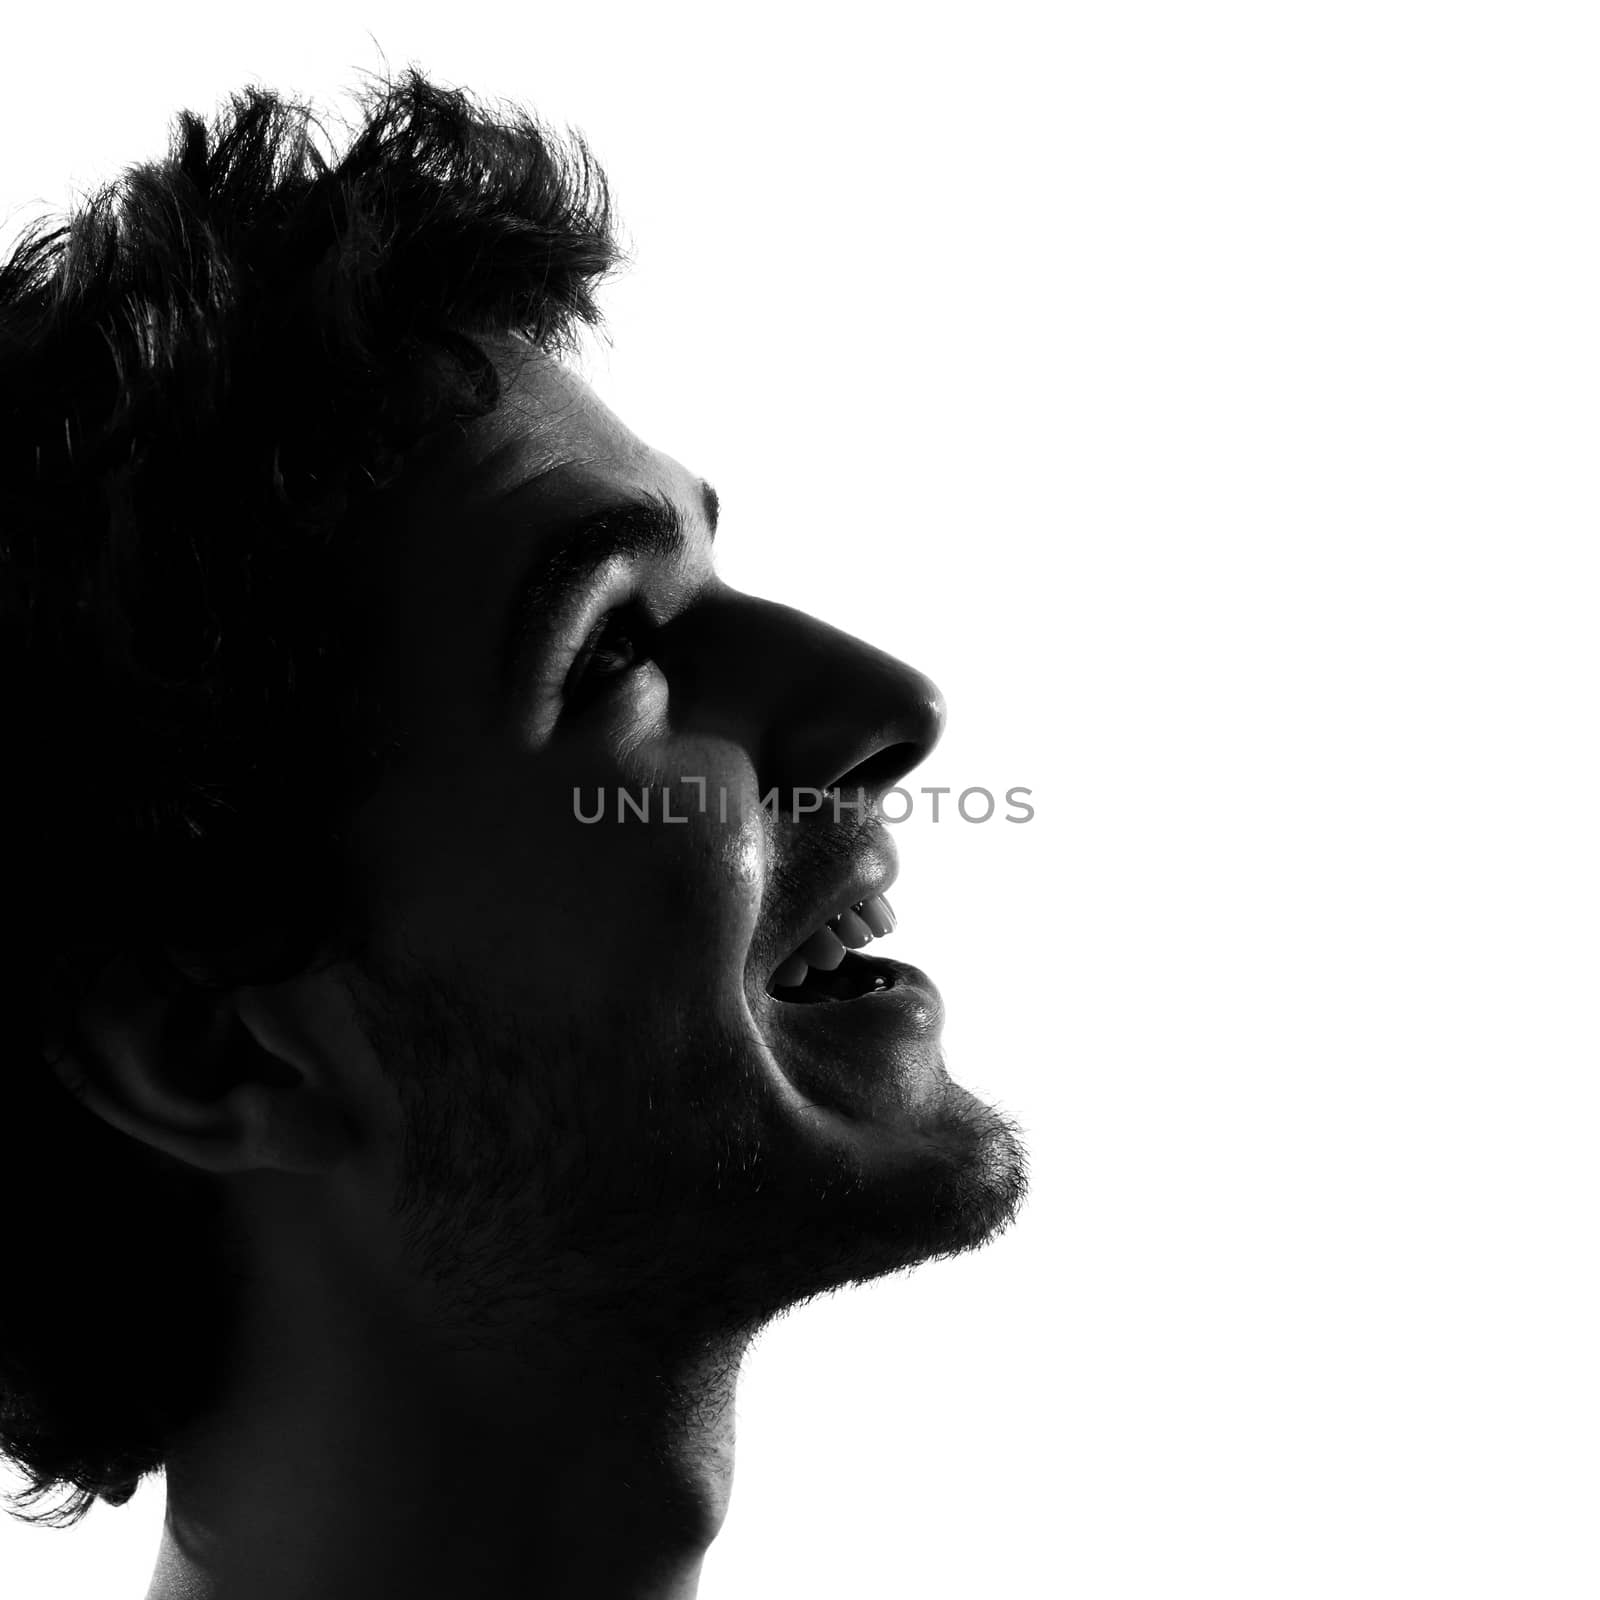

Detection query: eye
xmin=565 ymin=605 xmax=649 ymax=700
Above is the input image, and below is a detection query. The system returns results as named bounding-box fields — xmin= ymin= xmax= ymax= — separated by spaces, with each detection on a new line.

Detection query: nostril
xmin=831 ymin=741 xmax=924 ymax=801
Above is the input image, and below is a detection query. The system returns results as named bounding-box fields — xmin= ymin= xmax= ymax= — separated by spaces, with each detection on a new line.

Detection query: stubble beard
xmin=347 ymin=954 xmax=1029 ymax=1363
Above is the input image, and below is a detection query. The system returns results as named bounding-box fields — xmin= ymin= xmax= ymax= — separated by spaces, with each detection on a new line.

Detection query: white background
xmin=3 ymin=3 xmax=1597 ymax=1596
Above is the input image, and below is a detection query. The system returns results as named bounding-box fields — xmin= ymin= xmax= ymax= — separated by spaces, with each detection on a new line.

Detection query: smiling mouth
xmin=767 ymin=896 xmax=900 ymax=1004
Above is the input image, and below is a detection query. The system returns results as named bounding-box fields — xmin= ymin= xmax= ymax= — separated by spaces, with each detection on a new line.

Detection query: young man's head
xmin=0 ymin=68 xmax=1026 ymax=1538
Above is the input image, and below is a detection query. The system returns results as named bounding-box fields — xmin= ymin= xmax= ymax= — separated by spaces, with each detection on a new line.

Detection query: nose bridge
xmin=688 ymin=592 xmax=946 ymax=798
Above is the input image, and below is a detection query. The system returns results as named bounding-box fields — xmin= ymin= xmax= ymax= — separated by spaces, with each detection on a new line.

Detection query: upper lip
xmin=757 ymin=832 xmax=898 ymax=983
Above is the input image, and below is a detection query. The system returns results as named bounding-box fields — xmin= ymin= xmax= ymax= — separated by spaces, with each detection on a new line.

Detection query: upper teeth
xmin=772 ymin=894 xmax=896 ymax=988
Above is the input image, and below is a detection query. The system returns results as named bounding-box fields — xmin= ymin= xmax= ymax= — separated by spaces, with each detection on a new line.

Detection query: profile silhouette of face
xmin=328 ymin=338 xmax=1026 ymax=1334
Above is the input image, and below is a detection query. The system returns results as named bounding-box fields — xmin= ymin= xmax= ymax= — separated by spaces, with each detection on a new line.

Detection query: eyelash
xmin=565 ymin=604 xmax=650 ymax=700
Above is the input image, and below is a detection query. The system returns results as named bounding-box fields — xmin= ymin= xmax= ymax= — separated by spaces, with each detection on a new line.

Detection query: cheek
xmin=366 ymin=743 xmax=767 ymax=1012
xmin=560 ymin=736 xmax=768 ymax=1010
xmin=580 ymin=765 xmax=765 ymax=983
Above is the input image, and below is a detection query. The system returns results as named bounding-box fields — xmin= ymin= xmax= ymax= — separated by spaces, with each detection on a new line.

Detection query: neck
xmin=147 ymin=1193 xmax=743 ymax=1600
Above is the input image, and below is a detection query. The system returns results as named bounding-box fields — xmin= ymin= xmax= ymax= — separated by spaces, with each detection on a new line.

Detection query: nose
xmin=671 ymin=591 xmax=947 ymax=803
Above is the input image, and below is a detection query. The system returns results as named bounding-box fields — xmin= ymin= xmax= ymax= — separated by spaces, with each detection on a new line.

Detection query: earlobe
xmin=43 ymin=949 xmax=358 ymax=1177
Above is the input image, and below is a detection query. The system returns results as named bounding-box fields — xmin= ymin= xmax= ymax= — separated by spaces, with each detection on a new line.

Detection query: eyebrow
xmin=495 ymin=479 xmax=719 ymax=704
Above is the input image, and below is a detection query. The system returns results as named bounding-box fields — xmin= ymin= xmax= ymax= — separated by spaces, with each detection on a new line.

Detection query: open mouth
xmin=767 ymin=896 xmax=900 ymax=1004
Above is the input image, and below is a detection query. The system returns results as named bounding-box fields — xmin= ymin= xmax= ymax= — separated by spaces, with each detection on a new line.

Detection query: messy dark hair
xmin=0 ymin=65 xmax=618 ymax=1523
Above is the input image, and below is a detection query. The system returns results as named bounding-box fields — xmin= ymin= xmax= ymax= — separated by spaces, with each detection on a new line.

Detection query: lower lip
xmin=755 ymin=954 xmax=946 ymax=1117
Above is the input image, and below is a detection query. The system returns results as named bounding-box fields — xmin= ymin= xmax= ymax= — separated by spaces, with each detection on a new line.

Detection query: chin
xmin=699 ymin=1015 xmax=1029 ymax=1322
xmin=696 ymin=1094 xmax=1028 ymax=1334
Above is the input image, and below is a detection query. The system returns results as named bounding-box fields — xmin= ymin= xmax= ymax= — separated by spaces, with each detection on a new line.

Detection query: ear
xmin=44 ymin=949 xmax=364 ymax=1176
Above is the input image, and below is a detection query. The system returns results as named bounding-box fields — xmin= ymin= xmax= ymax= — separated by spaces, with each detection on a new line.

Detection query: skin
xmin=59 ymin=336 xmax=1026 ymax=1600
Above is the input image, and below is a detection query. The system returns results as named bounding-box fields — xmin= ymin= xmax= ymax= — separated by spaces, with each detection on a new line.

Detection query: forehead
xmin=413 ymin=337 xmax=666 ymax=505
